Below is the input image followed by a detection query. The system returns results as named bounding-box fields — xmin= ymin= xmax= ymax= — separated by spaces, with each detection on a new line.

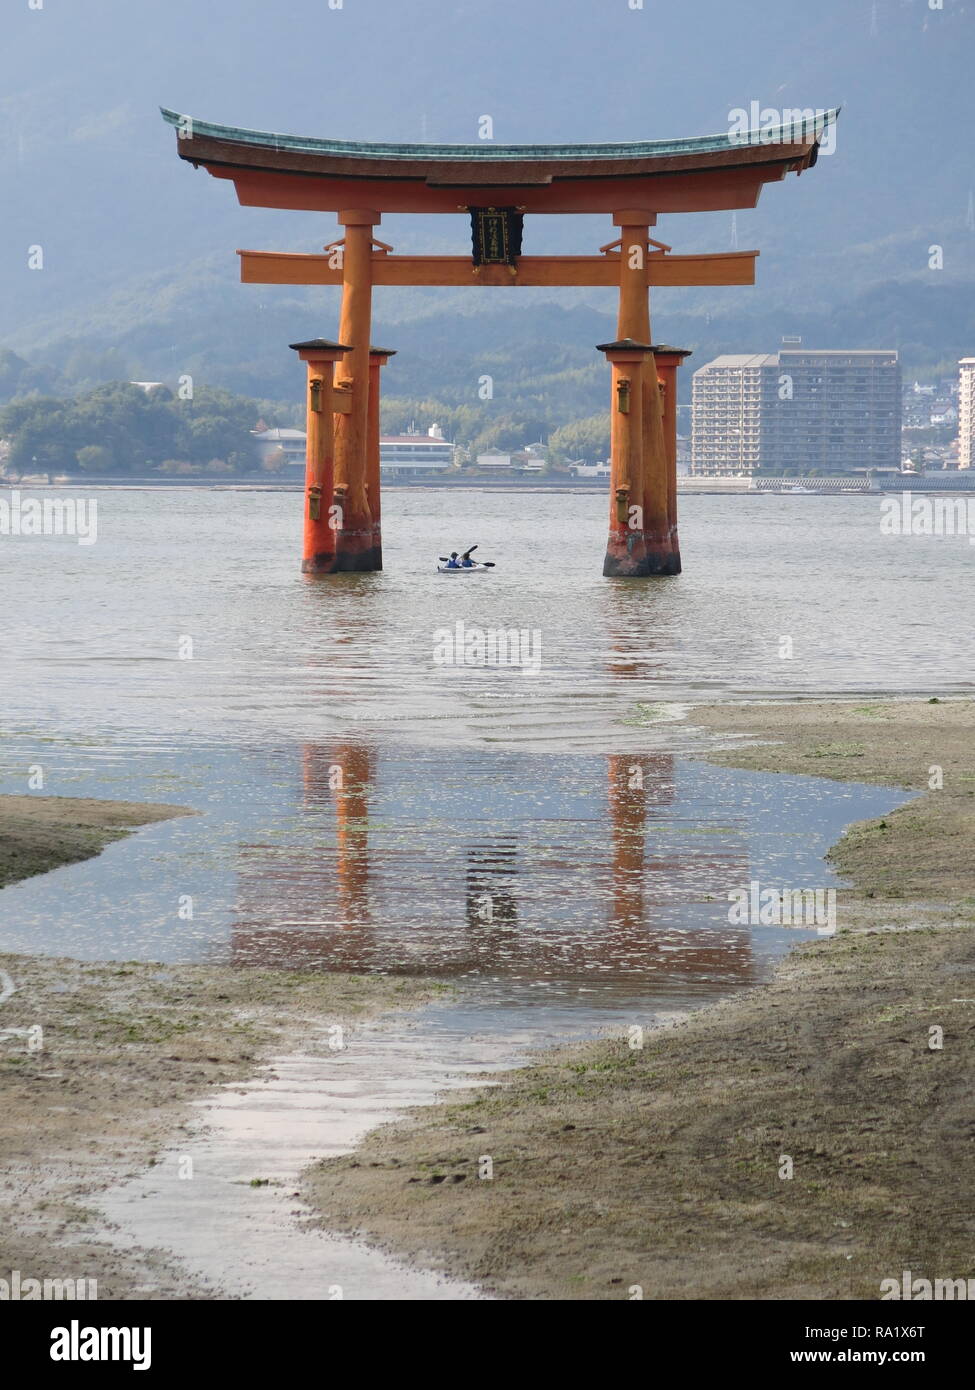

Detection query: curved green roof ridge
xmin=161 ymin=107 xmax=839 ymax=161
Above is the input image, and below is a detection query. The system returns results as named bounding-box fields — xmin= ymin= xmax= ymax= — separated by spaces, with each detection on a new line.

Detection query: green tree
xmin=548 ymin=414 xmax=610 ymax=465
xmin=0 ymin=380 xmax=262 ymax=475
xmin=75 ymin=444 xmax=116 ymax=472
xmin=174 ymin=386 xmax=260 ymax=466
xmin=0 ymin=397 xmax=77 ymax=472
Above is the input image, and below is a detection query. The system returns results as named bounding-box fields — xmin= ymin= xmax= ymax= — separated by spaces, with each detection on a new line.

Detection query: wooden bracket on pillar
xmin=324 ymin=234 xmax=393 ymax=257
xmin=612 ymin=209 xmax=658 ymax=227
xmin=600 ymin=234 xmax=672 ymax=256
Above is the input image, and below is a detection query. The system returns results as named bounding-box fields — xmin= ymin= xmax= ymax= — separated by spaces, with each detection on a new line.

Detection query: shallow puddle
xmin=0 ymin=741 xmax=899 ymax=1010
xmin=98 ymin=1016 xmax=517 ymax=1300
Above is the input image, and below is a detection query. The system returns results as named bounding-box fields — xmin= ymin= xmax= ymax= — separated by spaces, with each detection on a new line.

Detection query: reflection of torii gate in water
xmin=231 ymin=744 xmax=755 ymax=986
xmin=163 ymin=108 xmax=837 ymax=577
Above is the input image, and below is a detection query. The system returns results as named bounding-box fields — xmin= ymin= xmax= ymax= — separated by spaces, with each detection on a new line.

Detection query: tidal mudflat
xmin=0 ymin=942 xmax=452 ymax=1299
xmin=0 ymin=725 xmax=917 ymax=1300
xmin=299 ymin=699 xmax=975 ymax=1299
xmin=0 ymin=797 xmax=451 ymax=1297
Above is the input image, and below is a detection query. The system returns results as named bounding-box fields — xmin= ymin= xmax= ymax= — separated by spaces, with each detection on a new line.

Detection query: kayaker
xmin=445 ymin=552 xmax=461 ymax=568
xmin=460 ymin=546 xmax=477 ymax=568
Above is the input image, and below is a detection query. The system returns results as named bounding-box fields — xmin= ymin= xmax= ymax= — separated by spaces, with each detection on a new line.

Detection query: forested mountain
xmin=2 ymin=0 xmax=973 ymax=418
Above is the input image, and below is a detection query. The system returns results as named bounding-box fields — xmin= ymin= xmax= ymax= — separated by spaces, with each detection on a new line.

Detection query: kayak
xmin=436 ymin=563 xmax=493 ymax=573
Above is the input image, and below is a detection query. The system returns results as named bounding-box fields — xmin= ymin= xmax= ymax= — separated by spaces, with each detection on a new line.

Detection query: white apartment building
xmin=692 ymin=350 xmax=901 ymax=475
xmin=958 ymin=359 xmax=975 ymax=469
xmin=691 ymin=354 xmax=774 ymax=475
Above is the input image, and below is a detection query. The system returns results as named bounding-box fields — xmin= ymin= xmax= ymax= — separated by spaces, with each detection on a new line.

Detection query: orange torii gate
xmin=162 ymin=108 xmax=837 ymax=576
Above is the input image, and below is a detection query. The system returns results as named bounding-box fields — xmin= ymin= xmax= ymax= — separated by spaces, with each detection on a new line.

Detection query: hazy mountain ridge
xmin=2 ymin=0 xmax=972 ymax=407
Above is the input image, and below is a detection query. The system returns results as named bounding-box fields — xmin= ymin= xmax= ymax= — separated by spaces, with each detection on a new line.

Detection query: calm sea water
xmin=0 ymin=488 xmax=970 ymax=752
xmin=0 ymin=488 xmax=945 ymax=1026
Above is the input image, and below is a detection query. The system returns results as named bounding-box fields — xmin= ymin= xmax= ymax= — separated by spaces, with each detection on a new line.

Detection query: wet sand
xmin=0 ymin=794 xmax=194 ymax=890
xmin=301 ymin=699 xmax=975 ymax=1299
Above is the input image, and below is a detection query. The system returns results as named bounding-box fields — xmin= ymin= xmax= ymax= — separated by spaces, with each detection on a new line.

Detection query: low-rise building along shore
xmin=250 ymin=422 xmax=457 ymax=478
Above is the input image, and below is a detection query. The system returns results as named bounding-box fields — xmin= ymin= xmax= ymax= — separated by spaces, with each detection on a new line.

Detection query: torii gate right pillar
xmin=651 ymin=346 xmax=693 ymax=575
xmin=608 ymin=211 xmax=682 ymax=577
xmin=599 ymin=337 xmax=653 ymax=576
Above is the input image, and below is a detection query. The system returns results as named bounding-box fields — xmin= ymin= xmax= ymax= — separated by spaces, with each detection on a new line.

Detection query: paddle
xmin=462 ymin=546 xmax=495 ymax=567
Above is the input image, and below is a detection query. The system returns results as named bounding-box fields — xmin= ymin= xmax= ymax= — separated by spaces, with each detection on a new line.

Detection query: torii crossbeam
xmin=162 ymin=108 xmax=838 ymax=576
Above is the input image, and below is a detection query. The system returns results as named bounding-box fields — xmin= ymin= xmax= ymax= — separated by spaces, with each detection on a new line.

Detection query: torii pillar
xmin=651 ymin=346 xmax=692 ymax=573
xmin=598 ymin=337 xmax=655 ymax=576
xmin=367 ymin=345 xmax=396 ymax=569
xmin=608 ymin=211 xmax=684 ymax=576
xmin=332 ymin=209 xmax=382 ymax=571
xmin=290 ymin=337 xmax=349 ymax=574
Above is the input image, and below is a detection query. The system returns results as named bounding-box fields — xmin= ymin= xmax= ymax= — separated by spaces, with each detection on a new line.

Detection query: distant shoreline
xmin=0 ymin=476 xmax=608 ymax=492
xmin=3 ymin=477 xmax=968 ymax=495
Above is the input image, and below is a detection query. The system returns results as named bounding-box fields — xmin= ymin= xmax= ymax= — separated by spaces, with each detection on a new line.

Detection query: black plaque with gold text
xmin=470 ymin=207 xmax=524 ymax=267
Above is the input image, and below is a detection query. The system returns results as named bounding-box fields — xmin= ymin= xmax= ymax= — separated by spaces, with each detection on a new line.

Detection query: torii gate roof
xmin=161 ymin=108 xmax=838 ymax=216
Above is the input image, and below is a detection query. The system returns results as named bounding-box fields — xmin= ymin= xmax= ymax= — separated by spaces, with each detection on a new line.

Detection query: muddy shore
xmin=301 ymin=699 xmax=975 ymax=1299
xmin=0 ymin=794 xmax=194 ymax=891
xmin=0 ymin=796 xmax=442 ymax=1298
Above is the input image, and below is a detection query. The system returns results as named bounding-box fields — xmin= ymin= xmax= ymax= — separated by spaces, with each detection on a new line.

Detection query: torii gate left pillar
xmin=290 ymin=337 xmax=349 ymax=574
